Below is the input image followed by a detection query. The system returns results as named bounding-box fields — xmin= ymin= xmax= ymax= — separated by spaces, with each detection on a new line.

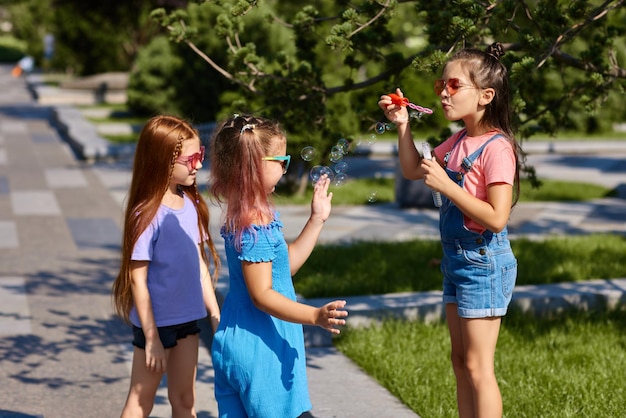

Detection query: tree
xmin=153 ymin=0 xmax=626 ymax=191
xmin=6 ymin=0 xmax=187 ymax=75
xmin=4 ymin=0 xmax=53 ymax=65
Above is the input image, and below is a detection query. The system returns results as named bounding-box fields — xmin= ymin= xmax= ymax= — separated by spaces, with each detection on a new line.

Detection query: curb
xmin=302 ymin=278 xmax=626 ymax=347
xmin=51 ymin=105 xmax=112 ymax=160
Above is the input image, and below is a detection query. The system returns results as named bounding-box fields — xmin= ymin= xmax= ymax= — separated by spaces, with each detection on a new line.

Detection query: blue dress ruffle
xmin=212 ymin=213 xmax=311 ymax=417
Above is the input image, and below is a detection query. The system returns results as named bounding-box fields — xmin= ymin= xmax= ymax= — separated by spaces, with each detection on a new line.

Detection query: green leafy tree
xmin=50 ymin=0 xmax=168 ymax=75
xmin=153 ymin=0 xmax=626 ymax=193
xmin=129 ymin=2 xmax=282 ymax=122
xmin=156 ymin=0 xmax=626 ymax=192
xmin=6 ymin=0 xmax=186 ymax=74
xmin=4 ymin=0 xmax=53 ymax=65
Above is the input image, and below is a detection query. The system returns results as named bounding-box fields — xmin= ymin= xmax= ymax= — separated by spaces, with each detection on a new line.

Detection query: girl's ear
xmin=479 ymin=88 xmax=495 ymax=106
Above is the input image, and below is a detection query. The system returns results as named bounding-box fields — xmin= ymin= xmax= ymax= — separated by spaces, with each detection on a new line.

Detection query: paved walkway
xmin=1 ymin=64 xmax=625 ymax=418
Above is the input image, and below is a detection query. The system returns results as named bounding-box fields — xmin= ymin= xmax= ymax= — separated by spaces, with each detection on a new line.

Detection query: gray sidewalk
xmin=1 ymin=64 xmax=625 ymax=418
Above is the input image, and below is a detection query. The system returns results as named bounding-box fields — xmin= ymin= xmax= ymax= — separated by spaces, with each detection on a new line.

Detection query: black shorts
xmin=132 ymin=320 xmax=200 ymax=349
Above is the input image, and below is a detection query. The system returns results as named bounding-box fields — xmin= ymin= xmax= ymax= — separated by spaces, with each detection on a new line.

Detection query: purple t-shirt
xmin=129 ymin=194 xmax=207 ymax=328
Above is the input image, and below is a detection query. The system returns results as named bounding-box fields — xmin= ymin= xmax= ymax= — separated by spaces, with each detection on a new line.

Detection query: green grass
xmin=335 ymin=308 xmax=626 ymax=417
xmin=290 ymin=174 xmax=625 ymax=417
xmin=0 ymin=36 xmax=26 ymax=63
xmin=79 ymin=104 xmax=147 ymax=126
xmin=519 ymin=178 xmax=617 ymax=201
xmin=527 ymin=131 xmax=626 ymax=141
xmin=275 ymin=177 xmax=395 ymax=205
xmin=274 ymin=177 xmax=616 ymax=206
xmin=87 ymin=114 xmax=146 ymax=125
xmin=101 ymin=133 xmax=139 ymax=144
xmin=294 ymin=234 xmax=626 ymax=298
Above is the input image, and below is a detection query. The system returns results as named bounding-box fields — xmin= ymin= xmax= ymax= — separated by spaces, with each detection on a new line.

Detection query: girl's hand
xmin=310 ymin=174 xmax=333 ymax=223
xmin=145 ymin=338 xmax=167 ymax=373
xmin=378 ymin=88 xmax=409 ymax=124
xmin=316 ymin=300 xmax=348 ymax=334
xmin=421 ymin=156 xmax=449 ymax=194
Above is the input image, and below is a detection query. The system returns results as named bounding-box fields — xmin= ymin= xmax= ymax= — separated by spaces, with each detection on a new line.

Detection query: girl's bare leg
xmin=121 ymin=346 xmax=164 ymax=418
xmin=446 ymin=304 xmax=475 ymax=418
xmin=462 ymin=316 xmax=502 ymax=418
xmin=167 ymin=334 xmax=200 ymax=418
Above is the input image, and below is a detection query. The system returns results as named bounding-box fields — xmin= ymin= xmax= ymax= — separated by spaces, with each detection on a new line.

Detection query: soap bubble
xmin=329 ymin=145 xmax=343 ymax=163
xmin=333 ymin=173 xmax=348 ymax=187
xmin=409 ymin=110 xmax=423 ymax=120
xmin=310 ymin=165 xmax=334 ymax=183
xmin=375 ymin=122 xmax=386 ymax=135
xmin=375 ymin=122 xmax=395 ymax=134
xmin=334 ymin=161 xmax=348 ymax=174
xmin=336 ymin=138 xmax=350 ymax=154
xmin=300 ymin=146 xmax=317 ymax=161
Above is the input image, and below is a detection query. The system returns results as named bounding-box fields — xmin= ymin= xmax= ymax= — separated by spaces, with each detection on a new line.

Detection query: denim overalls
xmin=439 ymin=132 xmax=517 ymax=318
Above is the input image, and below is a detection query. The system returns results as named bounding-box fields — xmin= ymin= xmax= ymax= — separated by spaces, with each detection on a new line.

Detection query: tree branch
xmin=536 ymin=0 xmax=625 ymax=68
xmin=552 ymin=49 xmax=626 ymax=78
xmin=348 ymin=0 xmax=392 ymax=38
xmin=183 ymin=39 xmax=259 ymax=93
xmin=326 ymin=53 xmax=419 ymax=95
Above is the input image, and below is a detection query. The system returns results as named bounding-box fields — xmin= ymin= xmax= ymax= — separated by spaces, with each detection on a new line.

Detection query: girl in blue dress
xmin=209 ymin=114 xmax=348 ymax=417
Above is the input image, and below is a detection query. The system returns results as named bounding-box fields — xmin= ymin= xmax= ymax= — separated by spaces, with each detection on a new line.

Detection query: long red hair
xmin=112 ymin=115 xmax=220 ymax=323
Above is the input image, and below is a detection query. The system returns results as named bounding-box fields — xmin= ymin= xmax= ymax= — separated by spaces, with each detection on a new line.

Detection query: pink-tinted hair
xmin=209 ymin=114 xmax=286 ymax=249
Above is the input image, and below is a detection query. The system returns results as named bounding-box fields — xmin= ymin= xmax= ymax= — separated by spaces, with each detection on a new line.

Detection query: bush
xmin=127 ymin=36 xmax=183 ymax=117
xmin=0 ymin=36 xmax=26 ymax=63
xmin=127 ymin=2 xmax=235 ymax=123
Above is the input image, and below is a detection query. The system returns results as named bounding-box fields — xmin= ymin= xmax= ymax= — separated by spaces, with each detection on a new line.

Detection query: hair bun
xmin=487 ymin=42 xmax=505 ymax=59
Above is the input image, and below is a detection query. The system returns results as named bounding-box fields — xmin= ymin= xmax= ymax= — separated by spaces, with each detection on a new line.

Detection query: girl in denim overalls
xmin=379 ymin=43 xmax=522 ymax=418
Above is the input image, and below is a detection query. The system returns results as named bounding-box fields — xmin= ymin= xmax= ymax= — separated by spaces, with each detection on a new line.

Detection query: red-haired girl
xmin=209 ymin=114 xmax=348 ymax=417
xmin=112 ymin=115 xmax=221 ymax=417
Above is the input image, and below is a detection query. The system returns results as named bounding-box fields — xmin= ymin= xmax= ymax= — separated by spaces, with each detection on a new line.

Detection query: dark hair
xmin=446 ymin=43 xmax=522 ymax=205
xmin=447 ymin=43 xmax=512 ymax=138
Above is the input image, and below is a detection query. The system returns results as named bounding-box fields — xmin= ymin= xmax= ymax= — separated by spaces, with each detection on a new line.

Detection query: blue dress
xmin=211 ymin=214 xmax=312 ymax=417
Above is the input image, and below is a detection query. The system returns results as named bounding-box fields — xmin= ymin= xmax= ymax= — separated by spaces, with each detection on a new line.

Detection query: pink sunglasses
xmin=176 ymin=146 xmax=205 ymax=171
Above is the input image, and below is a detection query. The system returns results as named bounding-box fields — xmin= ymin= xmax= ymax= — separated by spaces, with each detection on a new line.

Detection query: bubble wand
xmin=421 ymin=142 xmax=442 ymax=208
xmin=388 ymin=93 xmax=433 ymax=115
xmin=375 ymin=93 xmax=433 ymax=134
xmin=376 ymin=93 xmax=439 ymax=207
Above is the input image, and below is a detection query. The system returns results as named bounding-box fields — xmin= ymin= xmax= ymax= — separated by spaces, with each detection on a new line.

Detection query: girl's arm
xmin=130 ymin=260 xmax=167 ymax=373
xmin=242 ymin=260 xmax=347 ymax=334
xmin=378 ymin=88 xmax=427 ymax=180
xmin=447 ymin=183 xmax=512 ymax=232
xmin=288 ymin=175 xmax=332 ymax=275
xmin=199 ymin=245 xmax=220 ymax=333
xmin=421 ymin=157 xmax=512 ymax=231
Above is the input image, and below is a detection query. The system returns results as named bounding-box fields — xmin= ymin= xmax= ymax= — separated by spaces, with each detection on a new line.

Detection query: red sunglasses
xmin=434 ymin=78 xmax=476 ymax=96
xmin=176 ymin=146 xmax=205 ymax=171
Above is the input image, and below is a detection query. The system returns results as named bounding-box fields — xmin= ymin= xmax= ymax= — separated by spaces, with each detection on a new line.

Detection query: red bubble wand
xmin=388 ymin=93 xmax=433 ymax=114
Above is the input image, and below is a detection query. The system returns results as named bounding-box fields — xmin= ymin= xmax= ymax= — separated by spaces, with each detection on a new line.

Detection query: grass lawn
xmin=287 ymin=175 xmax=625 ymax=417
xmin=0 ymin=35 xmax=26 ymax=63
xmin=274 ymin=176 xmax=616 ymax=206
xmin=335 ymin=308 xmax=626 ymax=417
xmin=294 ymin=234 xmax=626 ymax=298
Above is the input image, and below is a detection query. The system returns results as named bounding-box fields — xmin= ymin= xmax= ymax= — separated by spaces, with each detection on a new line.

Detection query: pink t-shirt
xmin=434 ymin=129 xmax=516 ymax=233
